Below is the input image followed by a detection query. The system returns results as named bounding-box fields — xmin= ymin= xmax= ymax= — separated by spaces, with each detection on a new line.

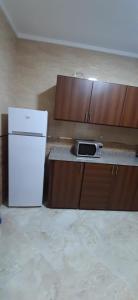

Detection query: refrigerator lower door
xmin=9 ymin=135 xmax=46 ymax=207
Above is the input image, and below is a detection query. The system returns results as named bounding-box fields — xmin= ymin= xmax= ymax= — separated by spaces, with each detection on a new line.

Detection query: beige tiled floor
xmin=0 ymin=205 xmax=138 ymax=300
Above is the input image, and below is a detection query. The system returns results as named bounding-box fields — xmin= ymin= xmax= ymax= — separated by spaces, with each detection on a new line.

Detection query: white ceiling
xmin=1 ymin=0 xmax=138 ymax=58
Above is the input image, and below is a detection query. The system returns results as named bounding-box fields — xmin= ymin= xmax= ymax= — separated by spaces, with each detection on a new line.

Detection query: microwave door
xmin=78 ymin=144 xmax=96 ymax=156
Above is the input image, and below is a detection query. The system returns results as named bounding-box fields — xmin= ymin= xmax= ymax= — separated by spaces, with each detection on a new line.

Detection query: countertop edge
xmin=48 ymin=146 xmax=138 ymax=167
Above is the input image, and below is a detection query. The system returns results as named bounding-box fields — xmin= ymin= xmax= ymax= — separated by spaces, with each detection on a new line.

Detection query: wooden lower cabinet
xmin=132 ymin=188 xmax=138 ymax=211
xmin=111 ymin=166 xmax=138 ymax=211
xmin=80 ymin=163 xmax=114 ymax=210
xmin=47 ymin=160 xmax=138 ymax=211
xmin=47 ymin=160 xmax=83 ymax=208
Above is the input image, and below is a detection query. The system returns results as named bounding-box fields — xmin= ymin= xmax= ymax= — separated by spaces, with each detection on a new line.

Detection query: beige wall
xmin=15 ymin=39 xmax=138 ymax=145
xmin=0 ymin=8 xmax=16 ymax=203
xmin=0 ymin=8 xmax=16 ymax=135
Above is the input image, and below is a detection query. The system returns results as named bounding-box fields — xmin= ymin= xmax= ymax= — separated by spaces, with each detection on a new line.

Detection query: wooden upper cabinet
xmin=111 ymin=166 xmax=138 ymax=211
xmin=54 ymin=75 xmax=137 ymax=128
xmin=88 ymin=81 xmax=127 ymax=126
xmin=47 ymin=160 xmax=84 ymax=209
xmin=80 ymin=163 xmax=114 ymax=210
xmin=120 ymin=86 xmax=138 ymax=128
xmin=54 ymin=75 xmax=92 ymax=122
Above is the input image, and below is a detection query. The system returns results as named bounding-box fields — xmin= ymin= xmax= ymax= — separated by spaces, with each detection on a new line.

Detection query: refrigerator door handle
xmin=11 ymin=131 xmax=44 ymax=137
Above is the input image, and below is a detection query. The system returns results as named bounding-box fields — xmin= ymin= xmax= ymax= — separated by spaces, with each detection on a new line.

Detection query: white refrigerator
xmin=8 ymin=107 xmax=48 ymax=207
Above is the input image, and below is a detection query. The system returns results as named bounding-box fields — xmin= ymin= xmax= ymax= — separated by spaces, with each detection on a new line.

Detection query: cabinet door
xmin=111 ymin=166 xmax=138 ymax=210
xmin=132 ymin=188 xmax=138 ymax=211
xmin=54 ymin=75 xmax=92 ymax=122
xmin=80 ymin=163 xmax=114 ymax=210
xmin=120 ymin=86 xmax=138 ymax=128
xmin=47 ymin=160 xmax=84 ymax=208
xmin=89 ymin=81 xmax=126 ymax=126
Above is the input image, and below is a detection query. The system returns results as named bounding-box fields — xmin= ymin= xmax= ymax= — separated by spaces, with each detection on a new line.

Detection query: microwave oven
xmin=73 ymin=140 xmax=103 ymax=158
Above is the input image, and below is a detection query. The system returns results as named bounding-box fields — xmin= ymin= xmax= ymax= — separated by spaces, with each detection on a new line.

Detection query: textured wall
xmin=15 ymin=39 xmax=138 ymax=145
xmin=0 ymin=8 xmax=16 ymax=135
xmin=0 ymin=8 xmax=16 ymax=203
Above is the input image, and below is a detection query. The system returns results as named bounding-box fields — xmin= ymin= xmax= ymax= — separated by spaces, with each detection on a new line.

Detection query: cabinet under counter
xmin=47 ymin=146 xmax=138 ymax=211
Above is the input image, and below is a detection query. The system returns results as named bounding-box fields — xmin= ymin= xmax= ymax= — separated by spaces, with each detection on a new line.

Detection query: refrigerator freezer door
xmin=9 ymin=135 xmax=46 ymax=207
xmin=8 ymin=107 xmax=48 ymax=136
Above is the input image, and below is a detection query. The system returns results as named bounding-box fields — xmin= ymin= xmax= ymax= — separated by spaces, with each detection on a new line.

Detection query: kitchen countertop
xmin=49 ymin=146 xmax=138 ymax=167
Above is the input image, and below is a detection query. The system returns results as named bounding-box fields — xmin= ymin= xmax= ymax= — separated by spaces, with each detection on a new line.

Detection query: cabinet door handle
xmin=80 ymin=164 xmax=84 ymax=174
xmin=85 ymin=112 xmax=88 ymax=122
xmin=115 ymin=166 xmax=119 ymax=176
xmin=88 ymin=112 xmax=90 ymax=122
xmin=112 ymin=165 xmax=115 ymax=175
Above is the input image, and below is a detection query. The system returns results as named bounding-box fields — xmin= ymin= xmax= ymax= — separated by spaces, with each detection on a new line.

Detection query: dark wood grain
xmin=89 ymin=81 xmax=127 ymax=126
xmin=0 ymin=136 xmax=8 ymax=204
xmin=80 ymin=163 xmax=115 ymax=210
xmin=54 ymin=75 xmax=92 ymax=122
xmin=47 ymin=160 xmax=84 ymax=208
xmin=120 ymin=86 xmax=138 ymax=128
xmin=132 ymin=188 xmax=138 ymax=211
xmin=111 ymin=165 xmax=138 ymax=210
